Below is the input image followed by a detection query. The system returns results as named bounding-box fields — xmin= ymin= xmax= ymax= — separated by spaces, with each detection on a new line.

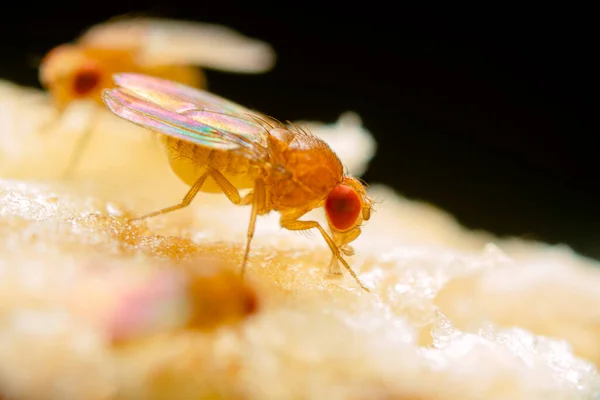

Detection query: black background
xmin=1 ymin=3 xmax=598 ymax=259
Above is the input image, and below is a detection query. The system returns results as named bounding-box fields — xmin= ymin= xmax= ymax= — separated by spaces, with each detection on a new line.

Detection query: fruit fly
xmin=108 ymin=260 xmax=258 ymax=344
xmin=39 ymin=17 xmax=276 ymax=178
xmin=102 ymin=73 xmax=373 ymax=293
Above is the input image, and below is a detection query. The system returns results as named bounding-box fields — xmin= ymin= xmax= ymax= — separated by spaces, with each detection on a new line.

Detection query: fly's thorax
xmin=160 ymin=136 xmax=258 ymax=192
xmin=265 ymin=130 xmax=343 ymax=211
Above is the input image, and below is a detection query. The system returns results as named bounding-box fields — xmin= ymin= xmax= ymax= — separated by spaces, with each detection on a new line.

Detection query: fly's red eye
xmin=72 ymin=67 xmax=101 ymax=96
xmin=325 ymin=184 xmax=361 ymax=231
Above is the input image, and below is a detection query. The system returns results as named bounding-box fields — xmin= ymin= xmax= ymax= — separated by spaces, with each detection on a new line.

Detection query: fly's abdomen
xmin=161 ymin=137 xmax=256 ymax=192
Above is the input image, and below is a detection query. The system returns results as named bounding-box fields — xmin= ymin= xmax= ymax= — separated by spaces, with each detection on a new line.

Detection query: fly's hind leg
xmin=280 ymin=213 xmax=371 ymax=293
xmin=129 ymin=170 xmax=210 ymax=222
xmin=128 ymin=166 xmax=267 ymax=278
xmin=128 ymin=166 xmax=238 ymax=222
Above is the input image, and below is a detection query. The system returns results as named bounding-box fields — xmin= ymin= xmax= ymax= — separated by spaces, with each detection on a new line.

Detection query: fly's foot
xmin=326 ymin=271 xmax=343 ymax=279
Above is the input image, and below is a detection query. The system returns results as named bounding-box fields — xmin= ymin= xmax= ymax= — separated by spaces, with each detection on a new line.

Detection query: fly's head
xmin=324 ymin=176 xmax=373 ymax=250
xmin=40 ymin=44 xmax=105 ymax=110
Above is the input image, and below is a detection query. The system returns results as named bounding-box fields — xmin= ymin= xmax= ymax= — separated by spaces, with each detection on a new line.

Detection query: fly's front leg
xmin=280 ymin=215 xmax=371 ymax=293
xmin=327 ymin=228 xmax=361 ymax=275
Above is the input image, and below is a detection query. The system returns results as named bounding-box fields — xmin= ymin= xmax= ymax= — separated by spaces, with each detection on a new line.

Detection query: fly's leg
xmin=129 ymin=170 xmax=210 ymax=222
xmin=327 ymin=245 xmax=354 ymax=275
xmin=327 ymin=247 xmax=356 ymax=275
xmin=327 ymin=258 xmax=342 ymax=276
xmin=210 ymin=168 xmax=266 ymax=278
xmin=241 ymin=179 xmax=266 ymax=277
xmin=280 ymin=216 xmax=371 ymax=293
xmin=328 ymin=229 xmax=360 ymax=275
xmin=128 ymin=166 xmax=267 ymax=278
xmin=62 ymin=107 xmax=98 ymax=180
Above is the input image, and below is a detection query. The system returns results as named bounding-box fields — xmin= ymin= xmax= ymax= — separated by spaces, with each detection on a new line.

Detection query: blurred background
xmin=0 ymin=3 xmax=597 ymax=259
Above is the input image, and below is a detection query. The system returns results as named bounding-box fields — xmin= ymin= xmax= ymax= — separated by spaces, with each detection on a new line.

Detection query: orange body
xmin=102 ymin=73 xmax=373 ymax=292
xmin=158 ymin=121 xmax=372 ymax=292
xmin=162 ymin=125 xmax=344 ymax=212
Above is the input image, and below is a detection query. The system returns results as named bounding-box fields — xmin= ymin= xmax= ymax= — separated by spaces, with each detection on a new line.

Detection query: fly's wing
xmin=77 ymin=17 xmax=149 ymax=53
xmin=111 ymin=72 xmax=256 ymax=115
xmin=102 ymin=73 xmax=271 ymax=162
xmin=79 ymin=17 xmax=276 ymax=73
xmin=111 ymin=73 xmax=285 ymax=133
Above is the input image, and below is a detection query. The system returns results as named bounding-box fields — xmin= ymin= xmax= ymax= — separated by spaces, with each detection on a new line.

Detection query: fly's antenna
xmin=369 ymin=194 xmax=383 ymax=213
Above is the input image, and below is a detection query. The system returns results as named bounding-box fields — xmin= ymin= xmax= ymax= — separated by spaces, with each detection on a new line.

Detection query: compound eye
xmin=325 ymin=184 xmax=361 ymax=231
xmin=72 ymin=66 xmax=101 ymax=97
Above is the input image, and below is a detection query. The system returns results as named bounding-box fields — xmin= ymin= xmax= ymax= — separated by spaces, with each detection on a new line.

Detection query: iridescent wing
xmin=102 ymin=73 xmax=272 ymax=161
xmin=112 ymin=72 xmax=256 ymax=115
xmin=79 ymin=17 xmax=276 ymax=73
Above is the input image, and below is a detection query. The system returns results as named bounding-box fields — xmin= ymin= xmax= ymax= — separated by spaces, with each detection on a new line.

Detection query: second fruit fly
xmin=39 ymin=17 xmax=276 ymax=178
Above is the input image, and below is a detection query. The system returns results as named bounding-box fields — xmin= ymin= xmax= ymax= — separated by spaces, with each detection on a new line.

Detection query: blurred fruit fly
xmin=108 ymin=261 xmax=258 ymax=344
xmin=102 ymin=73 xmax=373 ymax=292
xmin=39 ymin=17 xmax=276 ymax=179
